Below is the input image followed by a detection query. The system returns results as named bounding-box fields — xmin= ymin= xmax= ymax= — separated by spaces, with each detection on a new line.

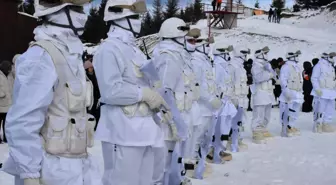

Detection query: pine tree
xmin=236 ymin=0 xmax=243 ymax=4
xmin=254 ymin=0 xmax=260 ymax=8
xmin=183 ymin=4 xmax=194 ymax=23
xmin=140 ymin=12 xmax=153 ymax=36
xmin=164 ymin=0 xmax=180 ymax=19
xmin=272 ymin=0 xmax=285 ymax=9
xmin=81 ymin=0 xmax=109 ymax=43
xmin=179 ymin=8 xmax=185 ymax=19
xmin=152 ymin=0 xmax=164 ymax=33
xmin=193 ymin=0 xmax=205 ymax=23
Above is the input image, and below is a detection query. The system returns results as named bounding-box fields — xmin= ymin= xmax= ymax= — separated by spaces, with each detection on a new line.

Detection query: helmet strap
xmin=110 ymin=17 xmax=140 ymax=38
xmin=42 ymin=7 xmax=84 ymax=36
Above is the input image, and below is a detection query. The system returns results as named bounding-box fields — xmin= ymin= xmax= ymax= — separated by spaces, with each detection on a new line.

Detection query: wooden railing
xmin=201 ymin=2 xmax=245 ymax=14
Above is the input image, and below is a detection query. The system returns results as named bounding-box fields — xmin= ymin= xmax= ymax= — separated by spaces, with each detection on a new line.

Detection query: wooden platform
xmin=204 ymin=10 xmax=242 ymax=29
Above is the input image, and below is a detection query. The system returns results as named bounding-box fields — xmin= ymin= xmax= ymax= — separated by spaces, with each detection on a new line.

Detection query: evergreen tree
xmin=236 ymin=0 xmax=243 ymax=4
xmin=164 ymin=0 xmax=180 ymax=19
xmin=272 ymin=0 xmax=285 ymax=9
xmin=193 ymin=0 xmax=205 ymax=23
xmin=152 ymin=0 xmax=164 ymax=33
xmin=183 ymin=4 xmax=194 ymax=23
xmin=254 ymin=0 xmax=260 ymax=8
xmin=179 ymin=8 xmax=185 ymax=19
xmin=81 ymin=0 xmax=109 ymax=44
xmin=140 ymin=12 xmax=153 ymax=36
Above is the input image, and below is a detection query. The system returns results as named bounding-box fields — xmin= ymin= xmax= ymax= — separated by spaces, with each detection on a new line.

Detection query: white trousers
xmin=279 ymin=102 xmax=301 ymax=128
xmin=13 ymin=153 xmax=101 ymax=185
xmin=101 ymin=142 xmax=154 ymax=185
xmin=231 ymin=107 xmax=244 ymax=152
xmin=153 ymin=147 xmax=165 ymax=185
xmin=315 ymin=98 xmax=335 ymax=124
xmin=252 ymin=104 xmax=272 ymax=129
xmin=163 ymin=141 xmax=176 ymax=185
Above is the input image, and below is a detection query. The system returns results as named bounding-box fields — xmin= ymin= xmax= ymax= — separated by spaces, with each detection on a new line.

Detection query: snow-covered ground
xmin=1 ymin=108 xmax=336 ymax=185
xmin=2 ymin=7 xmax=336 ymax=185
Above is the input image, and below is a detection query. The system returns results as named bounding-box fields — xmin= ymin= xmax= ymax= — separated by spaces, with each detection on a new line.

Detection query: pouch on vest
xmin=184 ymin=91 xmax=193 ymax=111
xmin=175 ymin=92 xmax=185 ymax=111
xmin=66 ymin=81 xmax=86 ymax=112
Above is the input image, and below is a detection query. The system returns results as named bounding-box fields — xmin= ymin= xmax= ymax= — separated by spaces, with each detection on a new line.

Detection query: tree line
xmin=17 ymin=0 xmax=205 ymax=44
xmin=82 ymin=0 xmax=206 ymax=44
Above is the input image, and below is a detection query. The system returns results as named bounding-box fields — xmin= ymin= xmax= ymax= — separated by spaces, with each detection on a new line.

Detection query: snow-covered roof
xmin=243 ymin=4 xmax=269 ymax=12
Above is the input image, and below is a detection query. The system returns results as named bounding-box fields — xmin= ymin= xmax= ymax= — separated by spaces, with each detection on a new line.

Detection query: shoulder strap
xmin=30 ymin=40 xmax=67 ymax=79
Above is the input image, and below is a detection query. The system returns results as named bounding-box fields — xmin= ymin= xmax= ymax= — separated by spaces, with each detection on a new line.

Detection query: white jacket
xmin=0 ymin=70 xmax=13 ymax=112
xmin=251 ymin=59 xmax=275 ymax=106
xmin=311 ymin=58 xmax=336 ymax=99
xmin=191 ymin=51 xmax=218 ymax=117
xmin=279 ymin=61 xmax=304 ymax=103
xmin=93 ymin=27 xmax=162 ymax=147
xmin=152 ymin=39 xmax=196 ymax=139
xmin=230 ymin=57 xmax=249 ymax=108
xmin=214 ymin=56 xmax=234 ymax=100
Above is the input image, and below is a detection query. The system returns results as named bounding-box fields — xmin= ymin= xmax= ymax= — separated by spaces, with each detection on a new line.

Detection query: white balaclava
xmin=45 ymin=7 xmax=88 ymax=36
xmin=112 ymin=17 xmax=142 ymax=38
xmin=184 ymin=36 xmax=197 ymax=52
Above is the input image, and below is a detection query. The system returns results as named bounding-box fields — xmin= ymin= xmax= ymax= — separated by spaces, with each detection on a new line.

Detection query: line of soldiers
xmin=1 ymin=0 xmax=335 ymax=185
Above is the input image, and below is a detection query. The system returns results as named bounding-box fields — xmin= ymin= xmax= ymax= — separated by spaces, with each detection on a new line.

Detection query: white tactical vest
xmin=32 ymin=41 xmax=95 ymax=158
xmin=319 ymin=63 xmax=336 ymax=90
xmin=287 ymin=64 xmax=302 ymax=91
xmin=234 ymin=67 xmax=249 ymax=96
xmin=161 ymin=50 xmax=196 ymax=112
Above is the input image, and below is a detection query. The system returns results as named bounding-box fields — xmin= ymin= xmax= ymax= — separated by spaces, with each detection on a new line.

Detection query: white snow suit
xmin=311 ymin=58 xmax=336 ymax=126
xmin=251 ymin=59 xmax=275 ymax=130
xmin=93 ymin=26 xmax=163 ymax=185
xmin=279 ymin=60 xmax=303 ymax=134
xmin=213 ymin=55 xmax=237 ymax=163
xmin=152 ymin=38 xmax=195 ymax=185
xmin=2 ymin=25 xmax=100 ymax=185
xmin=191 ymin=50 xmax=219 ymax=160
xmin=230 ymin=57 xmax=249 ymax=152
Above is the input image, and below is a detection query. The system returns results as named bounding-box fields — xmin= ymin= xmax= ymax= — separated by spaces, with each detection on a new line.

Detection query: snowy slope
xmin=2 ymin=109 xmax=336 ymax=185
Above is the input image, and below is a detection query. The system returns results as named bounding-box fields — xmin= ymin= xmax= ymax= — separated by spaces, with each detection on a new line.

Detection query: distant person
xmin=84 ymin=55 xmax=101 ymax=130
xmin=268 ymin=8 xmax=274 ymax=22
xmin=212 ymin=0 xmax=216 ymax=11
xmin=217 ymin=0 xmax=222 ymax=10
xmin=276 ymin=8 xmax=282 ymax=23
xmin=312 ymin=58 xmax=319 ymax=67
xmin=272 ymin=8 xmax=277 ymax=22
xmin=0 ymin=60 xmax=13 ymax=144
xmin=302 ymin=61 xmax=313 ymax=112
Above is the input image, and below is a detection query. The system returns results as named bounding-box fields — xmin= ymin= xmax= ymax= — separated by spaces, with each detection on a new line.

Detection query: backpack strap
xmin=30 ymin=40 xmax=67 ymax=81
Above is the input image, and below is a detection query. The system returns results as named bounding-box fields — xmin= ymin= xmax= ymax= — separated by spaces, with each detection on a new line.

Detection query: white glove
xmin=142 ymin=88 xmax=169 ymax=111
xmin=24 ymin=178 xmax=40 ymax=185
xmin=315 ymin=89 xmax=322 ymax=96
xmin=210 ymin=98 xmax=222 ymax=109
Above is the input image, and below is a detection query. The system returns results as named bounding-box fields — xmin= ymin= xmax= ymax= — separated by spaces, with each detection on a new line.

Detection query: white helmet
xmin=286 ymin=50 xmax=302 ymax=63
xmin=254 ymin=46 xmax=270 ymax=61
xmin=104 ymin=0 xmax=147 ymax=22
xmin=321 ymin=52 xmax=336 ymax=64
xmin=34 ymin=0 xmax=90 ymax=36
xmin=34 ymin=0 xmax=90 ymax=17
xmin=233 ymin=46 xmax=251 ymax=61
xmin=213 ymin=43 xmax=233 ymax=61
xmin=159 ymin=18 xmax=190 ymax=38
